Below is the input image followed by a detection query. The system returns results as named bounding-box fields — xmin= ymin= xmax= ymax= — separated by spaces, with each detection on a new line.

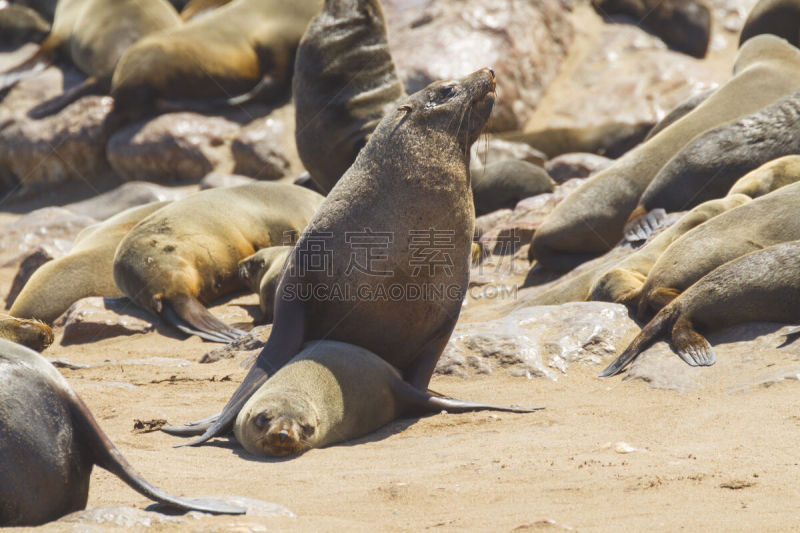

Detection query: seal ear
xmin=398 ymin=104 xmax=412 ymax=114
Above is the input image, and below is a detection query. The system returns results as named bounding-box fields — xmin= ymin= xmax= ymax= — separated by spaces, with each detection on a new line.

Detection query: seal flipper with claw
xmin=158 ymin=294 xmax=245 ymax=343
xmin=624 ymin=207 xmax=667 ymax=242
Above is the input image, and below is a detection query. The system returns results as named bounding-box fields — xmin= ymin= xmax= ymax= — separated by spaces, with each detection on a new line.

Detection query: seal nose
xmin=278 ymin=429 xmax=290 ymax=443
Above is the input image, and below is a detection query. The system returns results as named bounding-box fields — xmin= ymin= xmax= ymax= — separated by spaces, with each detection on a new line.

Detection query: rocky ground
xmin=4 ymin=0 xmax=800 ymax=531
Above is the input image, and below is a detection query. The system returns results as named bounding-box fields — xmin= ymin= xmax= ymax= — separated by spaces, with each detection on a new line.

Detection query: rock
xmin=545 ymin=152 xmax=614 ymax=183
xmin=199 ymin=172 xmax=256 ymax=190
xmin=474 ymin=209 xmax=513 ymax=240
xmin=55 ymin=297 xmax=161 ymax=344
xmin=0 ymin=207 xmax=94 ymax=266
xmin=472 ymin=139 xmax=547 ymax=171
xmin=437 ymin=302 xmax=639 ymax=379
xmin=63 ymin=181 xmax=191 ymax=220
xmin=231 ymin=115 xmax=293 ymax=180
xmin=4 ymin=242 xmax=66 ymax=309
xmin=199 ymin=325 xmax=271 ymax=363
xmin=0 ymin=95 xmax=114 ymax=194
xmin=385 ymin=0 xmax=573 ymax=131
xmin=526 ymin=4 xmax=727 ymax=134
xmin=107 ymin=112 xmax=240 ymax=183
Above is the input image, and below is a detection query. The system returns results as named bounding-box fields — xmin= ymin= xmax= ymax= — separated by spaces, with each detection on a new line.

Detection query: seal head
xmin=236 ymin=391 xmax=319 ymax=457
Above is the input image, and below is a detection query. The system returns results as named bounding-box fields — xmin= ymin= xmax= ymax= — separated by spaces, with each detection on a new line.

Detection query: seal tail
xmin=598 ymin=305 xmax=678 ymax=377
xmin=173 ymin=293 xmax=306 ymax=448
xmin=27 ymin=76 xmax=109 ymax=118
xmin=160 ymin=294 xmax=245 ymax=343
xmin=623 ymin=207 xmax=667 ymax=242
xmin=68 ymin=394 xmax=245 ymax=515
xmin=0 ymin=35 xmax=57 ymax=92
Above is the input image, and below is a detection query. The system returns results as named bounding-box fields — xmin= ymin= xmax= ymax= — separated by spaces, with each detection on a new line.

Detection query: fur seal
xmin=166 ymin=69 xmax=497 ymax=446
xmin=0 ymin=338 xmax=244 ymax=526
xmin=643 ymin=89 xmax=715 ymax=142
xmin=0 ymin=3 xmax=49 ymax=46
xmin=179 ymin=0 xmax=232 ymax=20
xmin=472 ymin=159 xmax=555 ymax=216
xmin=14 ymin=0 xmax=57 ymax=21
xmin=0 ymin=0 xmax=181 ymax=117
xmin=0 ymin=314 xmax=53 ymax=351
xmin=500 ymin=121 xmax=653 ymax=159
xmin=592 ymin=0 xmax=711 ymax=58
xmin=230 ymin=340 xmax=541 ymax=457
xmin=530 ymin=35 xmax=800 ymax=271
xmin=627 ymin=181 xmax=800 ymax=319
xmin=294 ymin=0 xmax=405 ymax=194
xmin=629 ymin=88 xmax=800 ymax=236
xmin=113 ymin=183 xmax=324 ymax=343
xmin=589 ymin=194 xmax=752 ymax=303
xmin=728 ymin=155 xmax=800 ymax=198
xmin=740 ymin=0 xmax=800 ymax=48
xmin=600 ymin=240 xmax=800 ymax=376
xmin=238 ymin=245 xmax=292 ymax=323
xmin=9 ymin=201 xmax=171 ymax=324
xmin=109 ymin=0 xmax=322 ymax=120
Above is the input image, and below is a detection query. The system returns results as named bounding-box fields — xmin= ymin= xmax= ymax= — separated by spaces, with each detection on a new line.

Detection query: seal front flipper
xmin=160 ymin=294 xmax=245 ymax=343
xmin=27 ymin=76 xmax=109 ymax=119
xmin=671 ymin=317 xmax=715 ymax=366
xmin=598 ymin=307 xmax=675 ymax=377
xmin=178 ymin=294 xmax=306 ymax=447
xmin=69 ymin=394 xmax=245 ymax=515
xmin=624 ymin=208 xmax=667 ymax=242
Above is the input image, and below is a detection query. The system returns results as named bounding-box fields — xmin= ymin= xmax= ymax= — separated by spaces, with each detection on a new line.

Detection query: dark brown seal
xmin=166 ymin=68 xmax=497 ymax=446
xmin=294 ymin=0 xmax=405 ymax=194
xmin=600 ymin=240 xmax=800 ymax=376
xmin=740 ymin=0 xmax=800 ymax=49
xmin=0 ymin=338 xmax=244 ymax=526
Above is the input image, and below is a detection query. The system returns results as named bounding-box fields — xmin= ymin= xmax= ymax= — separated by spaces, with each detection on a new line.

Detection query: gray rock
xmin=5 ymin=242 xmax=66 ymax=309
xmin=63 ymin=181 xmax=190 ymax=220
xmin=55 ymin=297 xmax=161 ymax=344
xmin=385 ymin=0 xmax=573 ymax=131
xmin=231 ymin=115 xmax=293 ymax=180
xmin=107 ymin=112 xmax=240 ymax=183
xmin=545 ymin=152 xmax=614 ymax=183
xmin=199 ymin=325 xmax=271 ymax=363
xmin=199 ymin=172 xmax=256 ymax=190
xmin=0 ymin=207 xmax=94 ymax=266
xmin=438 ymin=302 xmax=639 ymax=379
xmin=0 ymin=95 xmax=113 ymax=194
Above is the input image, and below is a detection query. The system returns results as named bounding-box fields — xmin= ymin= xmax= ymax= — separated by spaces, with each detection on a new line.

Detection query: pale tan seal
xmin=10 ymin=201 xmax=171 ymax=324
xmin=294 ymin=0 xmax=405 ymax=193
xmin=165 ymin=69 xmax=497 ymax=446
xmin=530 ymin=35 xmax=800 ymax=271
xmin=727 ymin=154 xmax=800 ymax=198
xmin=109 ymin=0 xmax=322 ymax=120
xmin=229 ymin=340 xmax=541 ymax=457
xmin=600 ymin=240 xmax=800 ymax=376
xmin=0 ymin=314 xmax=53 ymax=351
xmin=0 ymin=338 xmax=244 ymax=526
xmin=627 ymin=181 xmax=800 ymax=319
xmin=113 ymin=183 xmax=324 ymax=342
xmin=178 ymin=0 xmax=232 ymax=20
xmin=0 ymin=0 xmax=181 ymax=117
xmin=238 ymin=245 xmax=292 ymax=323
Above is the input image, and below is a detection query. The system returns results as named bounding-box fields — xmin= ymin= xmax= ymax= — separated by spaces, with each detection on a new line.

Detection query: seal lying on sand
xmin=113 ymin=183 xmax=324 ymax=342
xmin=0 ymin=314 xmax=53 ymax=351
xmin=10 ymin=201 xmax=171 ymax=324
xmin=238 ymin=245 xmax=292 ymax=323
xmin=231 ymin=341 xmax=542 ymax=457
xmin=0 ymin=338 xmax=244 ymax=526
xmin=627 ymin=181 xmax=800 ymax=319
xmin=165 ymin=69 xmax=497 ymax=445
xmin=599 ymin=240 xmax=800 ymax=376
xmin=0 ymin=0 xmax=181 ymax=117
xmin=529 ymin=35 xmax=800 ymax=271
xmin=294 ymin=0 xmax=404 ymax=193
xmin=472 ymin=160 xmax=555 ymax=216
xmin=109 ymin=0 xmax=321 ymax=120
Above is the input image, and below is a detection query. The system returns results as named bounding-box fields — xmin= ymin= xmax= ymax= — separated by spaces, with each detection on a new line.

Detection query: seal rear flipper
xmin=161 ymin=294 xmax=245 ymax=343
xmin=161 ymin=412 xmax=220 ymax=436
xmin=396 ymin=381 xmax=544 ymax=414
xmin=177 ymin=293 xmax=306 ymax=447
xmin=624 ymin=208 xmax=667 ymax=242
xmin=68 ymin=395 xmax=245 ymax=515
xmin=598 ymin=306 xmax=676 ymax=377
xmin=155 ymin=75 xmax=281 ymax=113
xmin=27 ymin=76 xmax=109 ymax=118
xmin=671 ymin=316 xmax=715 ymax=366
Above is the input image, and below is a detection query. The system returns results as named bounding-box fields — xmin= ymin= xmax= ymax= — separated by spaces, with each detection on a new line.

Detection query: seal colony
xmin=0 ymin=338 xmax=245 ymax=526
xmin=166 ymin=68 xmax=499 ymax=446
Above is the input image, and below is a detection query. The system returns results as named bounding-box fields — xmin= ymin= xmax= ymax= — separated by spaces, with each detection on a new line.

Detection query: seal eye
xmin=439 ymin=85 xmax=456 ymax=99
xmin=300 ymin=423 xmax=315 ymax=437
xmin=254 ymin=412 xmax=272 ymax=430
